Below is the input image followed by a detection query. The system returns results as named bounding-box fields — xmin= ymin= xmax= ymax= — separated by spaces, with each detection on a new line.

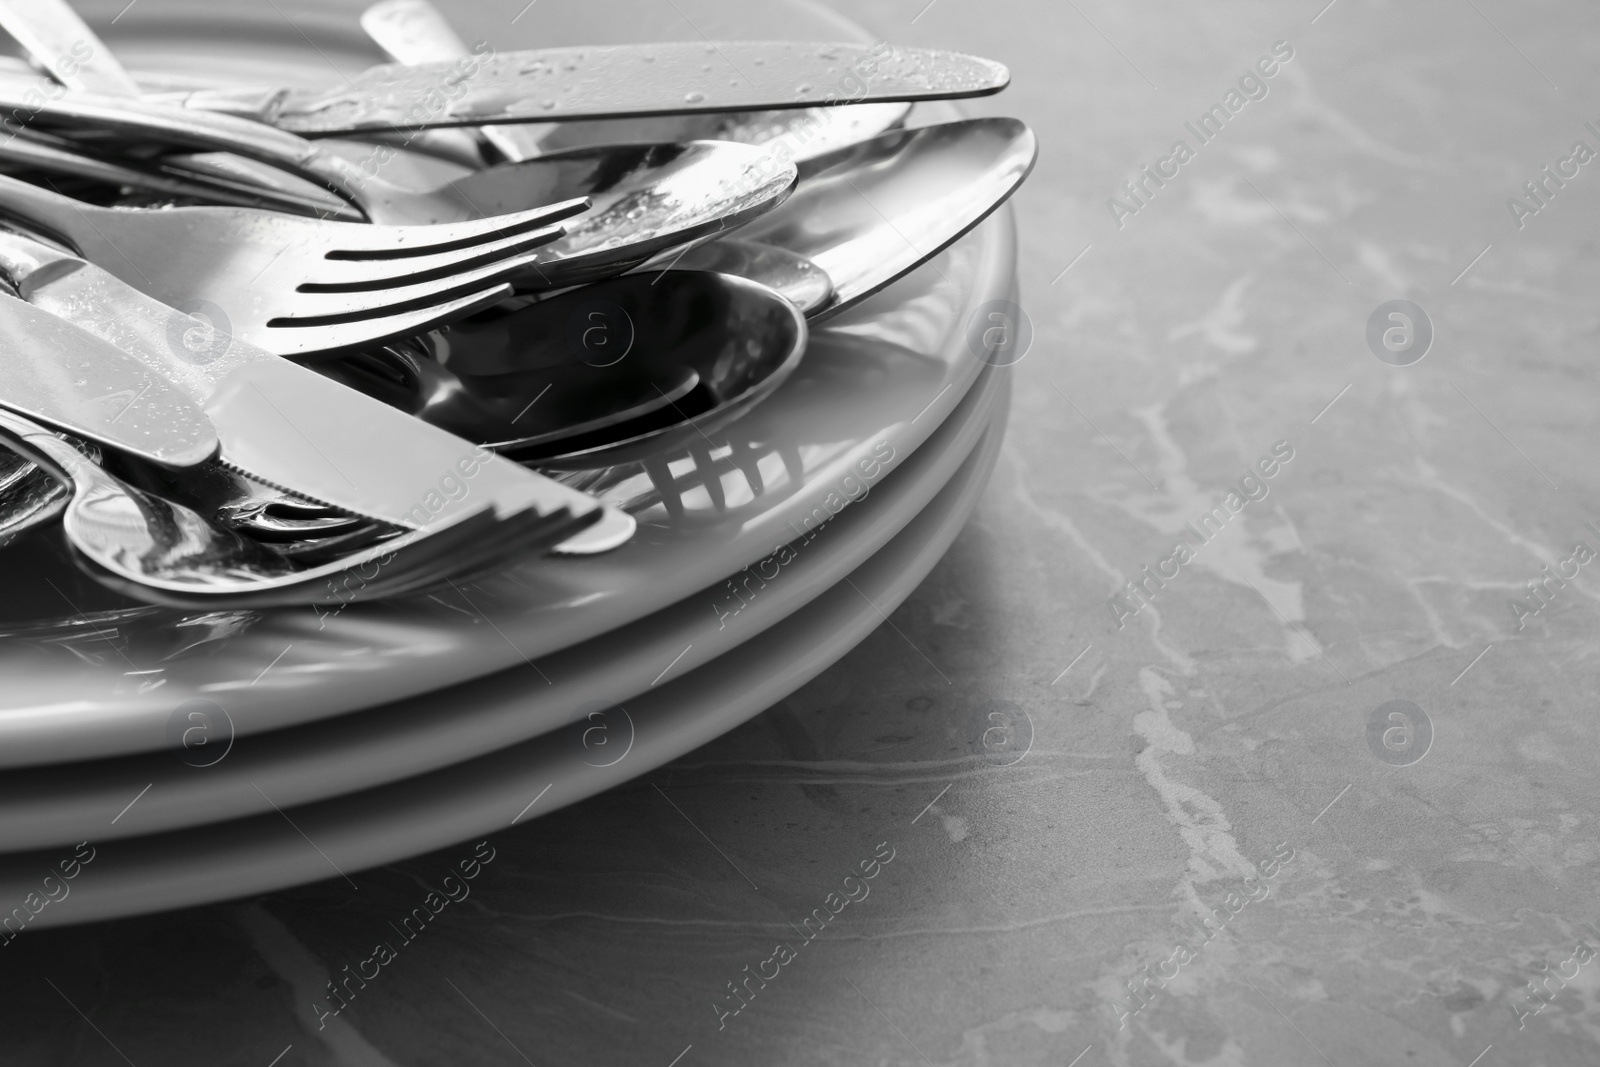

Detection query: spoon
xmin=734 ymin=117 xmax=1037 ymax=320
xmin=321 ymin=270 xmax=808 ymax=470
xmin=0 ymin=409 xmax=592 ymax=608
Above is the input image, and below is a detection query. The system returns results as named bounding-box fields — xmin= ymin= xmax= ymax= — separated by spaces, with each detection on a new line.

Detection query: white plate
xmin=0 ymin=0 xmax=1012 ymax=767
xmin=4 ymin=384 xmax=1008 ymax=928
xmin=0 ymin=356 xmax=1006 ymax=851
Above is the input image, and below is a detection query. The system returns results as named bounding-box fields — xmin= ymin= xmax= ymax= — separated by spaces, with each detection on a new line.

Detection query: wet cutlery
xmin=150 ymin=41 xmax=1009 ymax=134
xmin=359 ymin=0 xmax=911 ymax=165
xmin=0 ymin=83 xmax=797 ymax=276
xmin=0 ymin=6 xmax=422 ymax=219
xmin=0 ymin=173 xmax=586 ymax=356
xmin=0 ymin=229 xmax=634 ymax=554
xmin=0 ymin=294 xmax=216 ymax=468
xmin=736 ymin=117 xmax=1037 ymax=320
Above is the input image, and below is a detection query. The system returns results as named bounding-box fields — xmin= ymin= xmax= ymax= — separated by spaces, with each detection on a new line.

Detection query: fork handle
xmin=0 ymin=77 xmax=374 ymax=215
xmin=0 ymin=168 xmax=116 ymax=251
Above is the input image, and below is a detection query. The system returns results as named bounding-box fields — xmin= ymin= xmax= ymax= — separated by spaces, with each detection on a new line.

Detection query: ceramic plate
xmin=0 ymin=358 xmax=1005 ymax=851
xmin=2 ymin=379 xmax=1007 ymax=928
xmin=0 ymin=0 xmax=1015 ymax=767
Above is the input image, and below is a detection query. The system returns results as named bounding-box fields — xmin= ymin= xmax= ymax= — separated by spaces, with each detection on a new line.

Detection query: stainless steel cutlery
xmin=0 ymin=1 xmax=1034 ymax=606
xmin=357 ymin=1 xmax=914 ymax=166
xmin=0 ymin=230 xmax=633 ymax=548
xmin=0 ymin=295 xmax=217 ymax=467
xmin=149 ymin=42 xmax=1009 ymax=133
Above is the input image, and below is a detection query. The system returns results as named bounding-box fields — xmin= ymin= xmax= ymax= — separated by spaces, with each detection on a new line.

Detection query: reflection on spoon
xmin=322 ymin=270 xmax=807 ymax=470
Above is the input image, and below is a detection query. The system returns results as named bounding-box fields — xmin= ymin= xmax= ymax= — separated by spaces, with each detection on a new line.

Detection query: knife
xmin=0 ymin=296 xmax=217 ymax=469
xmin=149 ymin=41 xmax=1010 ymax=135
xmin=0 ymin=232 xmax=634 ymax=554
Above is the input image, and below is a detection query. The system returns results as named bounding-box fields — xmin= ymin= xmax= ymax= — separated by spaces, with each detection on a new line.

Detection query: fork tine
xmin=324 ymin=195 xmax=590 ymax=260
xmin=267 ymin=244 xmax=557 ymax=330
xmin=255 ymin=284 xmax=515 ymax=357
xmin=240 ymin=507 xmax=499 ymax=608
xmin=300 ymin=223 xmax=564 ymax=292
xmin=304 ymin=503 xmax=593 ymax=607
xmin=354 ymin=506 xmax=595 ymax=602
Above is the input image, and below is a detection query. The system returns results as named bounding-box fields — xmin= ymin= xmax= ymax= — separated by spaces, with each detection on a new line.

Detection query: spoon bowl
xmin=735 ymin=117 xmax=1037 ymax=320
xmin=323 ymin=270 xmax=808 ymax=470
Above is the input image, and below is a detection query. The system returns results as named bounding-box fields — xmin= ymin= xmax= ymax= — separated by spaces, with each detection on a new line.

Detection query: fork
xmin=0 ymin=172 xmax=588 ymax=356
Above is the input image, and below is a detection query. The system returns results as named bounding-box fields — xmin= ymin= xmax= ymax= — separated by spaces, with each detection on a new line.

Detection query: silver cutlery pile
xmin=0 ymin=0 xmax=1035 ymax=608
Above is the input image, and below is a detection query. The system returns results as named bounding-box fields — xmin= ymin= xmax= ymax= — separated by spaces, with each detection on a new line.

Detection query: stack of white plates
xmin=0 ymin=0 xmax=1016 ymax=927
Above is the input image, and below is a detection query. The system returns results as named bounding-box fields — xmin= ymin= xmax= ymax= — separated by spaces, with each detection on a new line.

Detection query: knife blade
xmin=0 ymin=233 xmax=633 ymax=552
xmin=157 ymin=41 xmax=1009 ymax=134
xmin=0 ymin=296 xmax=217 ymax=468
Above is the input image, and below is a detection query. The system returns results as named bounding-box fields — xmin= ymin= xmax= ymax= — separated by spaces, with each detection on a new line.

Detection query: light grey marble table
xmin=6 ymin=1 xmax=1600 ymax=1064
